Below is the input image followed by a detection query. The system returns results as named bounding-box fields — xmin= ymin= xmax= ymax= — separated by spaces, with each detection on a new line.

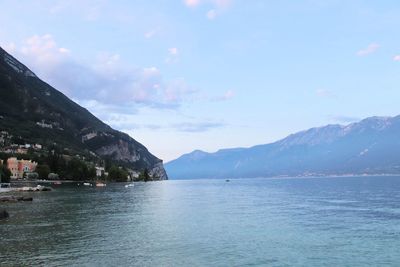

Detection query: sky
xmin=1 ymin=0 xmax=400 ymax=162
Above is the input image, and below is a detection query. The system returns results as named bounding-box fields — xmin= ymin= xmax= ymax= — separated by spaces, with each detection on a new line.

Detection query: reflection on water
xmin=1 ymin=176 xmax=400 ymax=266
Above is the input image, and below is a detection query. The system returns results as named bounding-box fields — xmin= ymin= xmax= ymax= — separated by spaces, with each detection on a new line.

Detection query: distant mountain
xmin=165 ymin=116 xmax=400 ymax=179
xmin=0 ymin=46 xmax=167 ymax=180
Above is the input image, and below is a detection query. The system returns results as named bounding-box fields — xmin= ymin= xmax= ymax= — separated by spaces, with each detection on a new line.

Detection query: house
xmin=129 ymin=171 xmax=140 ymax=179
xmin=82 ymin=132 xmax=97 ymax=142
xmin=7 ymin=157 xmax=38 ymax=179
xmin=95 ymin=166 xmax=105 ymax=177
xmin=34 ymin=144 xmax=42 ymax=150
xmin=16 ymin=148 xmax=28 ymax=154
xmin=36 ymin=120 xmax=53 ymax=129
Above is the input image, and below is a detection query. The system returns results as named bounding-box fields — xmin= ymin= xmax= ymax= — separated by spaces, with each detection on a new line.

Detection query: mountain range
xmin=0 ymin=46 xmax=167 ymax=180
xmin=165 ymin=116 xmax=400 ymax=179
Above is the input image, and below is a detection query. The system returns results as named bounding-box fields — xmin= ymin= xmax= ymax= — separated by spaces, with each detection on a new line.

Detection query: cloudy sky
xmin=1 ymin=0 xmax=400 ymax=161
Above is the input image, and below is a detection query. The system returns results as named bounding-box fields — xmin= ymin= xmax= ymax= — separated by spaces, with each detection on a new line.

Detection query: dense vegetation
xmin=0 ymin=162 xmax=11 ymax=183
xmin=0 ymin=150 xmax=157 ymax=182
xmin=0 ymin=151 xmax=96 ymax=180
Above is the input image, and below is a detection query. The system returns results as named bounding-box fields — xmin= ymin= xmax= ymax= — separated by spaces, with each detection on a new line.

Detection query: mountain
xmin=165 ymin=116 xmax=400 ymax=179
xmin=0 ymin=46 xmax=167 ymax=180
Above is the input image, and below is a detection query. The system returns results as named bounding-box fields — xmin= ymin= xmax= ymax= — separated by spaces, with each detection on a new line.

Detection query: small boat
xmin=225 ymin=179 xmax=230 ymax=182
xmin=53 ymin=181 xmax=62 ymax=185
xmin=83 ymin=182 xmax=92 ymax=186
xmin=125 ymin=183 xmax=134 ymax=188
xmin=96 ymin=182 xmax=106 ymax=187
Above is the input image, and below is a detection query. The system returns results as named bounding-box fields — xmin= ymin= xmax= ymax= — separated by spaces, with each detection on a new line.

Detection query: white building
xmin=95 ymin=167 xmax=105 ymax=177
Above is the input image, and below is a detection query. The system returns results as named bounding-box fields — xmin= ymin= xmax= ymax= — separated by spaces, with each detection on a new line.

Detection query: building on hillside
xmin=16 ymin=148 xmax=28 ymax=154
xmin=129 ymin=171 xmax=140 ymax=180
xmin=95 ymin=166 xmax=105 ymax=177
xmin=82 ymin=132 xmax=97 ymax=142
xmin=34 ymin=144 xmax=42 ymax=150
xmin=36 ymin=120 xmax=53 ymax=129
xmin=7 ymin=157 xmax=38 ymax=179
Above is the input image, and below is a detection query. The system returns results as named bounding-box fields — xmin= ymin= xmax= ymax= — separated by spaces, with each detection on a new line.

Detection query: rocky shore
xmin=0 ymin=195 xmax=33 ymax=202
xmin=16 ymin=185 xmax=52 ymax=192
xmin=0 ymin=185 xmax=53 ymax=220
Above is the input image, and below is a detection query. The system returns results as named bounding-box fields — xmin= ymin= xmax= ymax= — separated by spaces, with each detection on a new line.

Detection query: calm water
xmin=1 ymin=176 xmax=400 ymax=266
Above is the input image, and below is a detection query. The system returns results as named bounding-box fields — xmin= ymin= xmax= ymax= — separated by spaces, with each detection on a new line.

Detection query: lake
xmin=1 ymin=176 xmax=400 ymax=266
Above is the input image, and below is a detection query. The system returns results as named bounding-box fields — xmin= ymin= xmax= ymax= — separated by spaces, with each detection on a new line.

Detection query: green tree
xmin=108 ymin=165 xmax=128 ymax=182
xmin=46 ymin=152 xmax=66 ymax=174
xmin=138 ymin=168 xmax=151 ymax=182
xmin=26 ymin=172 xmax=39 ymax=180
xmin=48 ymin=173 xmax=59 ymax=180
xmin=36 ymin=164 xmax=50 ymax=179
xmin=66 ymin=158 xmax=88 ymax=180
xmin=0 ymin=163 xmax=11 ymax=183
xmin=143 ymin=168 xmax=150 ymax=182
xmin=88 ymin=166 xmax=97 ymax=180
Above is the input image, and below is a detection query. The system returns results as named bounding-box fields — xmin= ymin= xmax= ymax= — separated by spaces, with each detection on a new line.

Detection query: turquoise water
xmin=1 ymin=176 xmax=400 ymax=266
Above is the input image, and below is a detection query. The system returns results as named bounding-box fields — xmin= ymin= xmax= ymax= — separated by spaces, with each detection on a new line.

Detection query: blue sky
xmin=1 ymin=0 xmax=400 ymax=162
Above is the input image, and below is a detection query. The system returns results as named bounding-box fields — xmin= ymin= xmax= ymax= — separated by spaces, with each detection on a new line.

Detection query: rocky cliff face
xmin=0 ymin=46 xmax=167 ymax=180
xmin=91 ymin=136 xmax=168 ymax=180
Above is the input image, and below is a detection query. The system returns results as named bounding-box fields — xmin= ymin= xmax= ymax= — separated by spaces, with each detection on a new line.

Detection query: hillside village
xmin=0 ymin=130 xmax=148 ymax=183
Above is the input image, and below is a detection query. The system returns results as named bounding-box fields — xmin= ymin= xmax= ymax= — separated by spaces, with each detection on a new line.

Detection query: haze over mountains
xmin=166 ymin=116 xmax=400 ymax=179
xmin=0 ymin=46 xmax=167 ymax=180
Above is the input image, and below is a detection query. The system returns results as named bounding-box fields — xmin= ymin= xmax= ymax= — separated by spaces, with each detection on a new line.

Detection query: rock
xmin=40 ymin=187 xmax=52 ymax=191
xmin=0 ymin=209 xmax=9 ymax=220
xmin=94 ymin=139 xmax=168 ymax=181
xmin=17 ymin=185 xmax=52 ymax=192
xmin=149 ymin=162 xmax=168 ymax=180
xmin=0 ymin=196 xmax=17 ymax=202
xmin=0 ymin=195 xmax=33 ymax=202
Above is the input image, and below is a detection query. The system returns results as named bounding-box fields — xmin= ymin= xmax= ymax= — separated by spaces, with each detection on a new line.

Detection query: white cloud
xmin=222 ymin=90 xmax=234 ymax=99
xmin=168 ymin=47 xmax=179 ymax=55
xmin=393 ymin=55 xmax=400 ymax=61
xmin=144 ymin=29 xmax=157 ymax=39
xmin=316 ymin=89 xmax=334 ymax=97
xmin=10 ymin=34 xmax=198 ymax=109
xmin=206 ymin=9 xmax=218 ymax=20
xmin=18 ymin=34 xmax=71 ymax=74
xmin=183 ymin=0 xmax=232 ymax=18
xmin=186 ymin=0 xmax=232 ymax=8
xmin=166 ymin=47 xmax=179 ymax=64
xmin=356 ymin=43 xmax=380 ymax=56
xmin=183 ymin=0 xmax=201 ymax=7
xmin=213 ymin=90 xmax=235 ymax=101
xmin=49 ymin=1 xmax=70 ymax=14
xmin=58 ymin=47 xmax=70 ymax=54
xmin=164 ymin=78 xmax=198 ymax=102
xmin=212 ymin=0 xmax=232 ymax=9
xmin=4 ymin=34 xmax=233 ymax=137
xmin=172 ymin=121 xmax=225 ymax=132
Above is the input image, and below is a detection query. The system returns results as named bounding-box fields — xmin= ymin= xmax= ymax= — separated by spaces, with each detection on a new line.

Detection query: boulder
xmin=40 ymin=187 xmax=52 ymax=191
xmin=0 ymin=209 xmax=9 ymax=220
xmin=0 ymin=196 xmax=33 ymax=202
xmin=0 ymin=196 xmax=17 ymax=202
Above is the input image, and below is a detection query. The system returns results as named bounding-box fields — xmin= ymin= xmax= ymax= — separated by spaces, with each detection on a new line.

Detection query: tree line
xmin=0 ymin=151 xmax=153 ymax=182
